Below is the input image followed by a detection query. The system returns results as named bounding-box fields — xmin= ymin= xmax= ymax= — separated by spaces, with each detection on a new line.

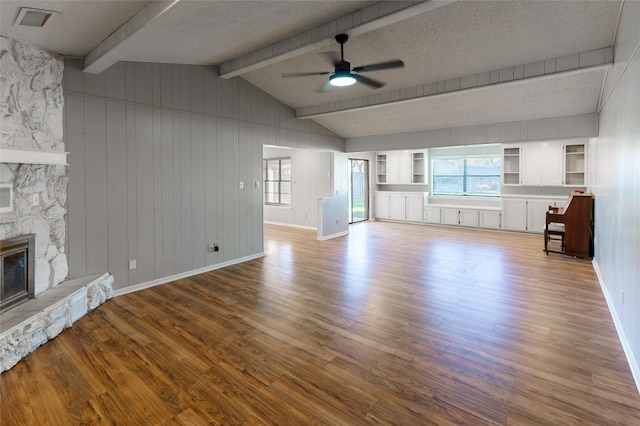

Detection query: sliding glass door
xmin=349 ymin=159 xmax=369 ymax=224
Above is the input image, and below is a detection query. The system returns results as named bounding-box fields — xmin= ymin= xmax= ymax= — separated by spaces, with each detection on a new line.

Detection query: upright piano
xmin=544 ymin=193 xmax=594 ymax=258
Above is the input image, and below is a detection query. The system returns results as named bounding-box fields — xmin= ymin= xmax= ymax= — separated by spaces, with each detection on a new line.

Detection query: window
xmin=432 ymin=156 xmax=501 ymax=196
xmin=263 ymin=158 xmax=291 ymax=206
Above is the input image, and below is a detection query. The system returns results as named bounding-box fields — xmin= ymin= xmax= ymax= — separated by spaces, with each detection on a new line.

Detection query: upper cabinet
xmin=377 ymin=150 xmax=426 ymax=184
xmin=564 ymin=143 xmax=586 ymax=186
xmin=502 ymin=140 xmax=586 ymax=187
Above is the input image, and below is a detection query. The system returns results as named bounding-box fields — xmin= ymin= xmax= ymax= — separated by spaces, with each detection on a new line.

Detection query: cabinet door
xmin=540 ymin=144 xmax=563 ymax=186
xmin=441 ymin=208 xmax=460 ymax=225
xmin=479 ymin=211 xmax=501 ymax=229
xmin=502 ymin=199 xmax=527 ymax=231
xmin=398 ymin=152 xmax=412 ymax=184
xmin=527 ymin=199 xmax=555 ymax=233
xmin=389 ymin=194 xmax=406 ymax=220
xmin=374 ymin=194 xmax=390 ymax=219
xmin=405 ymin=195 xmax=424 ymax=222
xmin=520 ymin=145 xmax=542 ymax=185
xmin=424 ymin=207 xmax=441 ymax=224
xmin=386 ymin=152 xmax=400 ymax=184
xmin=459 ymin=209 xmax=479 ymax=227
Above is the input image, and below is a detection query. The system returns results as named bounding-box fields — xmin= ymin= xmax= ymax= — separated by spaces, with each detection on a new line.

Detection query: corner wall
xmin=589 ymin=0 xmax=640 ymax=391
xmin=63 ymin=60 xmax=345 ymax=291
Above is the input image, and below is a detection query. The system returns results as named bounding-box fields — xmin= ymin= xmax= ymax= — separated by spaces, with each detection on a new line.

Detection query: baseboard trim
xmin=317 ymin=230 xmax=349 ymax=241
xmin=592 ymin=259 xmax=640 ymax=395
xmin=113 ymin=253 xmax=265 ymax=297
xmin=264 ymin=221 xmax=317 ymax=231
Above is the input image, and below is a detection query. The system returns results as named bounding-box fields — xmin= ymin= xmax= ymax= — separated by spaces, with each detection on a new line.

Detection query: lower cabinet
xmin=502 ymin=197 xmax=567 ymax=233
xmin=375 ymin=192 xmax=425 ymax=223
xmin=479 ymin=210 xmax=501 ymax=229
xmin=424 ymin=206 xmax=500 ymax=229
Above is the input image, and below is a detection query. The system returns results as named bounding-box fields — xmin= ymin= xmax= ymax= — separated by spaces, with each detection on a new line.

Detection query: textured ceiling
xmin=0 ymin=0 xmax=622 ymax=139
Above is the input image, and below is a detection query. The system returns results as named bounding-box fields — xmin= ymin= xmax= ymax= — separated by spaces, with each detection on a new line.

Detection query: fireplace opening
xmin=0 ymin=234 xmax=35 ymax=313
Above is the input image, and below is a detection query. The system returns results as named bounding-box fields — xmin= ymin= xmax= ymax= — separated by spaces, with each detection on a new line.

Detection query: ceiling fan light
xmin=330 ymin=74 xmax=356 ymax=87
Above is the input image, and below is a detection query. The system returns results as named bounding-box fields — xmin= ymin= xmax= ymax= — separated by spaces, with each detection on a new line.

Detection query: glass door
xmin=349 ymin=159 xmax=369 ymax=224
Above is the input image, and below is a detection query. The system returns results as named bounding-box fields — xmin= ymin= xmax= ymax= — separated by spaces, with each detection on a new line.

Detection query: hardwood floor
xmin=2 ymin=222 xmax=639 ymax=425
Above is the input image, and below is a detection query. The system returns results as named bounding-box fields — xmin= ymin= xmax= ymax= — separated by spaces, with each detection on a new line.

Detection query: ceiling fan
xmin=281 ymin=33 xmax=404 ymax=90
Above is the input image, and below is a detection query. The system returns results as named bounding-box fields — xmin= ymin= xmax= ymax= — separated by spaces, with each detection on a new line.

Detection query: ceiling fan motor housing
xmin=335 ymin=60 xmax=351 ymax=74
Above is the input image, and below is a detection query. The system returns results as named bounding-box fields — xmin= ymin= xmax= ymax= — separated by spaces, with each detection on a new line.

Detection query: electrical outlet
xmin=32 ymin=194 xmax=39 ymax=206
xmin=239 ymin=181 xmax=244 ymax=189
xmin=128 ymin=259 xmax=137 ymax=270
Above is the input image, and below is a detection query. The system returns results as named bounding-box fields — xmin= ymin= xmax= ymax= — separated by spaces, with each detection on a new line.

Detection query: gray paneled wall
xmin=345 ymin=113 xmax=598 ymax=153
xmin=63 ymin=59 xmax=344 ymax=291
xmin=263 ymin=146 xmax=334 ymax=229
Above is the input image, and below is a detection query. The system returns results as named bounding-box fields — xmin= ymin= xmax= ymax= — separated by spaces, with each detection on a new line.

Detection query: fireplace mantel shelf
xmin=0 ymin=146 xmax=68 ymax=165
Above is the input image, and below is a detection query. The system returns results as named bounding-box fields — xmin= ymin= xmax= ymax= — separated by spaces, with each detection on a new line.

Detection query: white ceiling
xmin=0 ymin=0 xmax=622 ymax=139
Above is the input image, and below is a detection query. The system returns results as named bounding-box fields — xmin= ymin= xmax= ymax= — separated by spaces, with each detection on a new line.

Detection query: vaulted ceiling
xmin=0 ymin=0 xmax=622 ymax=138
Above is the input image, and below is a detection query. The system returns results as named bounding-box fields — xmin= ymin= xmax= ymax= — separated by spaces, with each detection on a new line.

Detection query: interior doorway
xmin=349 ymin=159 xmax=369 ymax=224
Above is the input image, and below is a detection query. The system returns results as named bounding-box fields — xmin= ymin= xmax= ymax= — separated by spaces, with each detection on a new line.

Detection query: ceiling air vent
xmin=14 ymin=7 xmax=57 ymax=28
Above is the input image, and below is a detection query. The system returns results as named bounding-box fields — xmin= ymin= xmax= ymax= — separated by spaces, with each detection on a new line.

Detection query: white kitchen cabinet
xmin=479 ymin=210 xmax=501 ymax=229
xmin=411 ymin=151 xmax=427 ymax=184
xmin=375 ymin=192 xmax=426 ymax=222
xmin=564 ymin=143 xmax=586 ymax=186
xmin=527 ymin=199 xmax=556 ymax=233
xmin=374 ymin=193 xmax=390 ymax=219
xmin=377 ymin=151 xmax=424 ymax=185
xmin=520 ymin=145 xmax=542 ymax=185
xmin=398 ymin=153 xmax=412 ymax=184
xmin=502 ymin=199 xmax=527 ymax=231
xmin=503 ymin=141 xmax=566 ymax=186
xmin=405 ymin=194 xmax=425 ymax=222
xmin=502 ymin=197 xmax=567 ymax=233
xmin=540 ymin=144 xmax=564 ymax=186
xmin=389 ymin=193 xmax=406 ymax=221
xmin=441 ymin=208 xmax=460 ymax=225
xmin=424 ymin=206 xmax=441 ymax=224
xmin=459 ymin=209 xmax=479 ymax=227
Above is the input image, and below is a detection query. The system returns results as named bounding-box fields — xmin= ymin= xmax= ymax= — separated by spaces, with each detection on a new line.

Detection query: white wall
xmin=589 ymin=0 xmax=640 ymax=391
xmin=263 ymin=146 xmax=333 ymax=229
xmin=63 ymin=60 xmax=344 ymax=291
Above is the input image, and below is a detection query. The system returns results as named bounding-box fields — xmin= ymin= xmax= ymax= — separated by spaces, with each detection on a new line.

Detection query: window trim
xmin=263 ymin=157 xmax=291 ymax=206
xmin=431 ymin=154 xmax=501 ymax=197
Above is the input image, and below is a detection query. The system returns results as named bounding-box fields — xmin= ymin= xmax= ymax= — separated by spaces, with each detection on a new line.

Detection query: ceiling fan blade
xmin=282 ymin=71 xmax=331 ymax=78
xmin=314 ymin=80 xmax=333 ymax=93
xmin=318 ymin=51 xmax=340 ymax=67
xmin=354 ymin=74 xmax=385 ymax=89
xmin=352 ymin=59 xmax=405 ymax=73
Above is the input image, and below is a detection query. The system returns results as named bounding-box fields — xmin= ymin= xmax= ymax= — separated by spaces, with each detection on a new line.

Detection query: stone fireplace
xmin=0 ymin=36 xmax=113 ymax=373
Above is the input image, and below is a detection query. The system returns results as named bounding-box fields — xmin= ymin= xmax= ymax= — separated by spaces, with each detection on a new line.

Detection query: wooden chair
xmin=544 ymin=206 xmax=565 ymax=254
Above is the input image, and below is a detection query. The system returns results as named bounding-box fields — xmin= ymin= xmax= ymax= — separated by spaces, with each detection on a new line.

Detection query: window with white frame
xmin=263 ymin=158 xmax=291 ymax=205
xmin=432 ymin=155 xmax=501 ymax=196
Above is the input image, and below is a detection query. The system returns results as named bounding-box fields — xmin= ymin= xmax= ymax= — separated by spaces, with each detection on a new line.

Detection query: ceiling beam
xmin=296 ymin=47 xmax=614 ymax=119
xmin=83 ymin=0 xmax=194 ymax=75
xmin=218 ymin=0 xmax=456 ymax=79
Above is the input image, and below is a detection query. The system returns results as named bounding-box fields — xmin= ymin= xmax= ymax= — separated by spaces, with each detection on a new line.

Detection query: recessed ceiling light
xmin=14 ymin=7 xmax=58 ymax=28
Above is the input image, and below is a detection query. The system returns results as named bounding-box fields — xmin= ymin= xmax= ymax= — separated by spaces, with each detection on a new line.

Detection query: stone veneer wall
xmin=0 ymin=36 xmax=68 ymax=294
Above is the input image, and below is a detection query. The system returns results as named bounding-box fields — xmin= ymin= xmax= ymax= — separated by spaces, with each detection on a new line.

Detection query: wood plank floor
xmin=2 ymin=222 xmax=639 ymax=425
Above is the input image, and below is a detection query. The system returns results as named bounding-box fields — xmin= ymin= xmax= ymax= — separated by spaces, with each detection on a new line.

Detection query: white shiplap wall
xmin=589 ymin=0 xmax=640 ymax=392
xmin=63 ymin=60 xmax=344 ymax=291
